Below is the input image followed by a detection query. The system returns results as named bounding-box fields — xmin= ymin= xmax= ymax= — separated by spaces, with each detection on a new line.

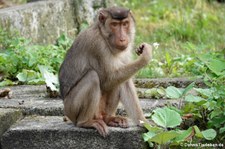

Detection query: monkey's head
xmin=98 ymin=7 xmax=135 ymax=53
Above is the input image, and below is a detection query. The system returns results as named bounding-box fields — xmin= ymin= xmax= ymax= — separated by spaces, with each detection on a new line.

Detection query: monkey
xmin=59 ymin=7 xmax=153 ymax=137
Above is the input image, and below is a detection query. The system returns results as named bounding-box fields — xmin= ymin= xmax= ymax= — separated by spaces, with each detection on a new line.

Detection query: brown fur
xmin=59 ymin=7 xmax=152 ymax=137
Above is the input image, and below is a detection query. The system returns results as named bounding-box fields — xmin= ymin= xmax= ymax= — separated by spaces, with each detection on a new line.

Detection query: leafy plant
xmin=143 ymin=107 xmax=216 ymax=148
xmin=0 ymin=28 xmax=71 ymax=88
xmin=38 ymin=65 xmax=59 ymax=92
xmin=143 ymin=52 xmax=225 ymax=147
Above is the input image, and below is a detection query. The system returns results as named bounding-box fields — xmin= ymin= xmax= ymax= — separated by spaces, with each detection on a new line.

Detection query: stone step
xmin=0 ymin=83 xmax=181 ymax=149
xmin=0 ymin=108 xmax=23 ymax=136
xmin=1 ymin=116 xmax=148 ymax=149
xmin=0 ymin=85 xmax=178 ymax=149
xmin=0 ymin=83 xmax=180 ymax=117
xmin=4 ymin=85 xmax=51 ymax=99
xmin=3 ymin=77 xmax=204 ymax=99
xmin=134 ymin=77 xmax=205 ymax=88
xmin=0 ymin=97 xmax=177 ymax=116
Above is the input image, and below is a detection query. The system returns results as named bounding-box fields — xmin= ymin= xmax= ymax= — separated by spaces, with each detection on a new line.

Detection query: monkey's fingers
xmin=106 ymin=116 xmax=129 ymax=128
xmin=136 ymin=44 xmax=145 ymax=55
xmin=135 ymin=49 xmax=141 ymax=55
xmin=93 ymin=120 xmax=109 ymax=138
xmin=118 ymin=118 xmax=129 ymax=128
xmin=139 ymin=44 xmax=145 ymax=50
xmin=107 ymin=121 xmax=119 ymax=127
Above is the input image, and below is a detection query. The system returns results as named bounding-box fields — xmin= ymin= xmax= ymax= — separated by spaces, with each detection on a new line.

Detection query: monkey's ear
xmin=99 ymin=10 xmax=107 ymax=24
xmin=129 ymin=10 xmax=136 ymax=23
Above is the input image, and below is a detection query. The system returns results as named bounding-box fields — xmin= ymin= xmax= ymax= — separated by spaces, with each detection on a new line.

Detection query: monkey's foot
xmin=77 ymin=119 xmax=109 ymax=137
xmin=104 ymin=116 xmax=128 ymax=128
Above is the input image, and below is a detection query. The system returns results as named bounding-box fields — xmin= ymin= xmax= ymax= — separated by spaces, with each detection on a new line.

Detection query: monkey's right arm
xmin=103 ymin=43 xmax=152 ymax=90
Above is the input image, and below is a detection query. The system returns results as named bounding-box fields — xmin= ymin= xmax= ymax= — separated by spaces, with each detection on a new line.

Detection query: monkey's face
xmin=98 ymin=7 xmax=135 ymax=52
xmin=108 ymin=18 xmax=130 ymax=51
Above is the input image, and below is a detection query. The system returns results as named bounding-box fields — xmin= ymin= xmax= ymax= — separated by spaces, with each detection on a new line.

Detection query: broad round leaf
xmin=185 ymin=94 xmax=206 ymax=103
xmin=202 ymin=129 xmax=217 ymax=140
xmin=142 ymin=132 xmax=156 ymax=142
xmin=174 ymin=127 xmax=193 ymax=142
xmin=166 ymin=86 xmax=183 ymax=98
xmin=149 ymin=131 xmax=179 ymax=144
xmin=152 ymin=107 xmax=182 ymax=128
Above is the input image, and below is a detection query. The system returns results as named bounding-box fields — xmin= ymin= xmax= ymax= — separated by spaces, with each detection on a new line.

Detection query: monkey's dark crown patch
xmin=107 ymin=7 xmax=130 ymax=20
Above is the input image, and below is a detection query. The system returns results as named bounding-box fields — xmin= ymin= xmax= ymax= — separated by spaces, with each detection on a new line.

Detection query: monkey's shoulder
xmin=70 ymin=27 xmax=102 ymax=53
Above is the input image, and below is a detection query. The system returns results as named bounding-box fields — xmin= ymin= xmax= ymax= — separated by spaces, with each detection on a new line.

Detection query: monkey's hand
xmin=136 ymin=43 xmax=152 ymax=64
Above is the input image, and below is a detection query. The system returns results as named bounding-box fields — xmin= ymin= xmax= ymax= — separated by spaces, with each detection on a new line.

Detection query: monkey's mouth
xmin=116 ymin=45 xmax=128 ymax=51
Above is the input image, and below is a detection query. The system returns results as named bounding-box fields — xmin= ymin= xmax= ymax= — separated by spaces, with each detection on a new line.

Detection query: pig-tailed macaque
xmin=59 ymin=7 xmax=152 ymax=137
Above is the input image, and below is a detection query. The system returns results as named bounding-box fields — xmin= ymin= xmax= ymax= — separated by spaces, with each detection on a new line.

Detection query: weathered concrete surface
xmin=5 ymin=85 xmax=47 ymax=99
xmin=0 ymin=97 xmax=177 ymax=116
xmin=0 ymin=108 xmax=23 ymax=137
xmin=1 ymin=116 xmax=148 ymax=149
xmin=135 ymin=77 xmax=206 ymax=88
xmin=0 ymin=85 xmax=178 ymax=116
xmin=0 ymin=79 xmax=189 ymax=149
xmin=0 ymin=98 xmax=63 ymax=116
xmin=0 ymin=0 xmax=77 ymax=44
xmin=0 ymin=0 xmax=112 ymax=44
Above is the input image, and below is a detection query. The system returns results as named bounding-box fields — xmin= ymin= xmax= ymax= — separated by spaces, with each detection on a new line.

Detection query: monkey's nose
xmin=120 ymin=38 xmax=126 ymax=42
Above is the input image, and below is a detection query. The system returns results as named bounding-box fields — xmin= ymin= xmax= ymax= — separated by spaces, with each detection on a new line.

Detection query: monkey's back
xmin=59 ymin=25 xmax=104 ymax=99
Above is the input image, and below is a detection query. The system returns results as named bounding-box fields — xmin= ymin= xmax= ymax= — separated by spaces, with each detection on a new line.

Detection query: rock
xmin=1 ymin=116 xmax=148 ymax=149
xmin=0 ymin=0 xmax=77 ymax=44
xmin=0 ymin=108 xmax=23 ymax=137
xmin=0 ymin=0 xmax=113 ymax=44
xmin=134 ymin=77 xmax=206 ymax=88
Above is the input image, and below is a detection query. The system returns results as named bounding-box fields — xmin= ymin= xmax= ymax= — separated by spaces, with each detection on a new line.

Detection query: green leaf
xmin=16 ymin=72 xmax=27 ymax=82
xmin=165 ymin=52 xmax=172 ymax=66
xmin=157 ymin=88 xmax=166 ymax=96
xmin=27 ymin=78 xmax=45 ymax=85
xmin=166 ymin=86 xmax=184 ymax=99
xmin=199 ymin=55 xmax=225 ymax=76
xmin=206 ymin=59 xmax=225 ymax=76
xmin=145 ymin=88 xmax=158 ymax=96
xmin=143 ymin=122 xmax=163 ymax=133
xmin=142 ymin=131 xmax=156 ymax=142
xmin=152 ymin=107 xmax=182 ymax=128
xmin=16 ymin=69 xmax=40 ymax=82
xmin=38 ymin=65 xmax=59 ymax=91
xmin=194 ymin=88 xmax=214 ymax=98
xmin=193 ymin=125 xmax=203 ymax=138
xmin=219 ymin=125 xmax=225 ymax=134
xmin=149 ymin=131 xmax=179 ymax=145
xmin=182 ymin=82 xmax=195 ymax=96
xmin=201 ymin=129 xmax=217 ymax=140
xmin=0 ymin=79 xmax=15 ymax=87
xmin=184 ymin=94 xmax=206 ymax=103
xmin=173 ymin=127 xmax=193 ymax=142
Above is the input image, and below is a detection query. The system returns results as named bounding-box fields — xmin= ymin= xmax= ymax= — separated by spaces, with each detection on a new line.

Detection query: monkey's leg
xmin=120 ymin=79 xmax=146 ymax=125
xmin=103 ymin=87 xmax=129 ymax=128
xmin=64 ymin=70 xmax=108 ymax=137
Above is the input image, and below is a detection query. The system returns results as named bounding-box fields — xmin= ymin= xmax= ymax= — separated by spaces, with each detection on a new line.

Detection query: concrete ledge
xmin=0 ymin=108 xmax=23 ymax=137
xmin=0 ymin=98 xmax=63 ymax=116
xmin=1 ymin=116 xmax=148 ymax=149
xmin=135 ymin=77 xmax=205 ymax=88
xmin=0 ymin=97 xmax=177 ymax=116
xmin=0 ymin=85 xmax=178 ymax=116
xmin=0 ymin=0 xmax=77 ymax=44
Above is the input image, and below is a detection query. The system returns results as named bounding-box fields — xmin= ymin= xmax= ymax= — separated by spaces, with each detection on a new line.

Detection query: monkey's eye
xmin=122 ymin=22 xmax=129 ymax=27
xmin=110 ymin=22 xmax=118 ymax=28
